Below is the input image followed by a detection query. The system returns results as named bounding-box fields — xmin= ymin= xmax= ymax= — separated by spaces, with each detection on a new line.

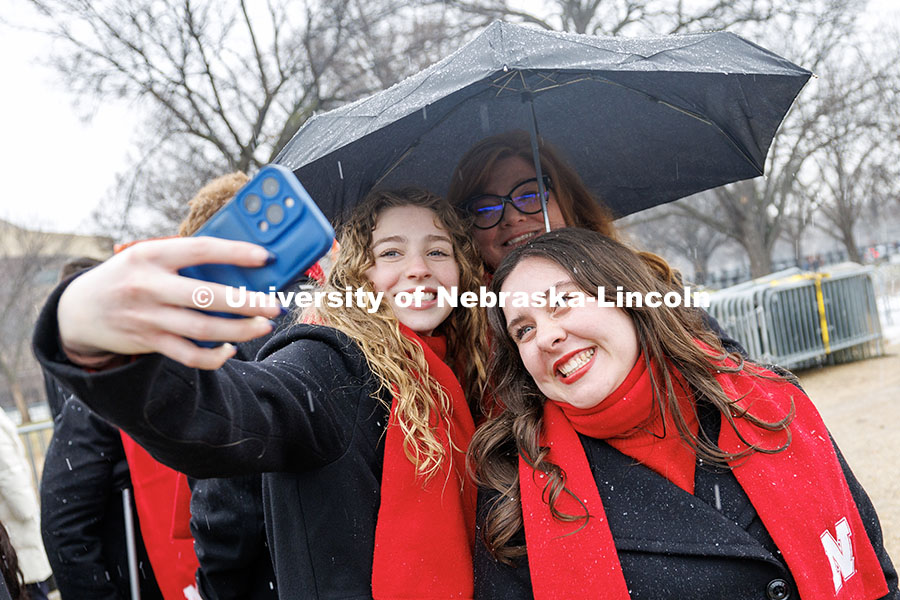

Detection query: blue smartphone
xmin=179 ymin=165 xmax=334 ymax=344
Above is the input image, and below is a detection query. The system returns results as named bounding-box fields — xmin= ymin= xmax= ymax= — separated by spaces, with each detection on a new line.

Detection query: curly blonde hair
xmin=303 ymin=188 xmax=489 ymax=480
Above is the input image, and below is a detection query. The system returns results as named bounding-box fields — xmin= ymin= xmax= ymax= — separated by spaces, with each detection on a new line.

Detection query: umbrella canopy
xmin=275 ymin=21 xmax=810 ymax=222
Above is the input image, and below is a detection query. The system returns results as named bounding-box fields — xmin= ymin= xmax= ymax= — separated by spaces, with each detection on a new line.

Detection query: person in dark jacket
xmin=40 ymin=398 xmax=165 ymax=600
xmin=469 ymin=228 xmax=897 ymax=599
xmin=40 ymin=256 xmax=163 ymax=600
xmin=33 ymin=189 xmax=490 ymax=599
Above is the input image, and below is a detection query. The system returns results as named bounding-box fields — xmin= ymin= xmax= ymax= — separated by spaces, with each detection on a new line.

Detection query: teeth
xmin=412 ymin=290 xmax=435 ymax=304
xmin=558 ymin=349 xmax=595 ymax=377
xmin=504 ymin=231 xmax=539 ymax=246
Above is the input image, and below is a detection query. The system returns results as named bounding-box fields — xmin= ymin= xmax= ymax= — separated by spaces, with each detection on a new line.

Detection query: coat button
xmin=766 ymin=579 xmax=790 ymax=600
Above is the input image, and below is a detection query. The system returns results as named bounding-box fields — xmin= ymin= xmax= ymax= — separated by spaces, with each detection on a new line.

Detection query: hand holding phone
xmin=179 ymin=164 xmax=334 ymax=295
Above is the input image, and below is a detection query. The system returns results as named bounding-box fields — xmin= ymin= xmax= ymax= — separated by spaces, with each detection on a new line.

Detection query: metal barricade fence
xmin=709 ymin=265 xmax=883 ymax=370
xmin=17 ymin=419 xmax=54 ymax=493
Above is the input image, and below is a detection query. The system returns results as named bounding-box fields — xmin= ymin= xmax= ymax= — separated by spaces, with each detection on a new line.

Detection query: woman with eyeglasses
xmin=447 ymin=130 xmax=618 ymax=272
xmin=447 ymin=130 xmax=742 ymax=354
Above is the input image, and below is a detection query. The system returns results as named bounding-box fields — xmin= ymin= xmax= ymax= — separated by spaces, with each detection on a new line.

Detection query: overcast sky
xmin=1 ymin=0 xmax=896 ymax=235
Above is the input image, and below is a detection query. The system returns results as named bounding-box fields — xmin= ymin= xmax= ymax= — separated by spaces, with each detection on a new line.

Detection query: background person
xmin=447 ymin=129 xmax=618 ymax=273
xmin=0 ymin=409 xmax=52 ymax=600
xmin=40 ymin=397 xmax=164 ymax=600
xmin=469 ymin=228 xmax=897 ymax=599
xmin=40 ymin=257 xmax=165 ymax=600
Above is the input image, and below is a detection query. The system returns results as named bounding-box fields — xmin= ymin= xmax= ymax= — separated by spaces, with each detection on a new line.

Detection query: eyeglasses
xmin=464 ymin=176 xmax=553 ymax=229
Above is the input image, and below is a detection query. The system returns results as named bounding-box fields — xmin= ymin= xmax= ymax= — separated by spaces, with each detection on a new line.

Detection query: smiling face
xmin=500 ymin=257 xmax=639 ymax=409
xmin=364 ymin=205 xmax=460 ymax=336
xmin=471 ymin=156 xmax=566 ymax=270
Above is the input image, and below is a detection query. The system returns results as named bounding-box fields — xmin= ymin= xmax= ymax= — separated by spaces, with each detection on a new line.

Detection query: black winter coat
xmin=189 ymin=317 xmax=288 ymax=600
xmin=39 ymin=396 xmax=164 ymax=600
xmin=474 ymin=405 xmax=898 ymax=600
xmin=34 ymin=283 xmax=392 ymax=600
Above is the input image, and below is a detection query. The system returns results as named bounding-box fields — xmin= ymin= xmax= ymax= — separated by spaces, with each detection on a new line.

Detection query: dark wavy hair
xmin=0 ymin=519 xmax=29 ymax=600
xmin=469 ymin=228 xmax=794 ymax=563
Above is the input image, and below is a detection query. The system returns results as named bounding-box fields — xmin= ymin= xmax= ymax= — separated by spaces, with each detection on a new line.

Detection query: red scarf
xmin=120 ymin=434 xmax=199 ymax=600
xmin=519 ymin=351 xmax=888 ymax=600
xmin=561 ymin=357 xmax=699 ymax=494
xmin=372 ymin=325 xmax=476 ymax=599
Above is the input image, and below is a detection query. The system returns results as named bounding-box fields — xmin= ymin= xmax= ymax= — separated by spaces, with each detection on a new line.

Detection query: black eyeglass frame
xmin=464 ymin=176 xmax=554 ymax=230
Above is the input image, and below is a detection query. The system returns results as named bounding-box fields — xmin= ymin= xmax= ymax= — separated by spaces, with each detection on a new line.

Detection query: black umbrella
xmin=275 ymin=21 xmax=810 ymax=223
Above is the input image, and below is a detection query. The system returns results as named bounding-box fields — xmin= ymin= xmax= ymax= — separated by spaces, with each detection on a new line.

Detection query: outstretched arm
xmin=57 ymin=236 xmax=280 ymax=370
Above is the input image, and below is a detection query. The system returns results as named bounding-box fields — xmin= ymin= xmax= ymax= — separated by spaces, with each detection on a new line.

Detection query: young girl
xmin=470 ymin=228 xmax=896 ymax=599
xmin=34 ymin=188 xmax=488 ymax=599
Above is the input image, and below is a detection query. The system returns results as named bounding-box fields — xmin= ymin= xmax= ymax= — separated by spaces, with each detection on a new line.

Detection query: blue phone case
xmin=178 ymin=165 xmax=334 ymax=346
xmin=180 ymin=164 xmax=334 ymax=292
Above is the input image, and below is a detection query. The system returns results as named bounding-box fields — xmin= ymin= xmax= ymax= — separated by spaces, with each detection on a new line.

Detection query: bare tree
xmin=661 ymin=0 xmax=887 ymax=276
xmin=779 ymin=187 xmax=818 ymax=269
xmin=812 ymin=137 xmax=887 ymax=263
xmin=444 ymin=0 xmax=895 ymax=278
xmin=441 ymin=0 xmax=827 ymax=36
xmin=25 ymin=0 xmax=479 ymax=238
xmin=624 ymin=196 xmax=731 ymax=284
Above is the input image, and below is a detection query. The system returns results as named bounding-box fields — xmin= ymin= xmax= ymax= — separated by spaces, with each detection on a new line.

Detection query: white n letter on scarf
xmin=820 ymin=517 xmax=857 ymax=594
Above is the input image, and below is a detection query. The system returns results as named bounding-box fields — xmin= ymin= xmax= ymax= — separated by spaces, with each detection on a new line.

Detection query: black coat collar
xmin=580 ymin=428 xmax=783 ymax=567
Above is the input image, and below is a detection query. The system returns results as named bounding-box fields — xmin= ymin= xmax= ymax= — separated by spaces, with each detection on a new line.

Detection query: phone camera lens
xmin=244 ymin=194 xmax=262 ymax=213
xmin=262 ymin=177 xmax=280 ymax=197
xmin=266 ymin=204 xmax=285 ymax=225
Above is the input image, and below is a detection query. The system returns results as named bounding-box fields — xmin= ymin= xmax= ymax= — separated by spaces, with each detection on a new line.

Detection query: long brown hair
xmin=304 ymin=188 xmax=489 ymax=480
xmin=470 ymin=228 xmax=793 ymax=562
xmin=447 ymin=130 xmax=618 ymax=240
xmin=0 ymin=519 xmax=28 ymax=600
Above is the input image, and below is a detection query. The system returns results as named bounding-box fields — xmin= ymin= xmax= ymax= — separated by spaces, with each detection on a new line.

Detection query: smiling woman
xmin=33 ymin=188 xmax=490 ymax=599
xmin=448 ymin=130 xmax=617 ymax=271
xmin=364 ymin=205 xmax=460 ymax=335
xmin=469 ymin=228 xmax=898 ymax=600
xmin=499 ymin=257 xmax=639 ymax=410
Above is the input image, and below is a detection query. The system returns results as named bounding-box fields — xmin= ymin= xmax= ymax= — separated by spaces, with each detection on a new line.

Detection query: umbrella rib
xmin=528 ymin=27 xmax=721 ymax=65
xmin=490 ymin=71 xmax=522 ymax=96
xmin=490 ymin=69 xmax=763 ymax=173
xmin=373 ymin=85 xmax=497 ymax=187
xmin=373 ymin=146 xmax=415 ymax=188
xmin=582 ymin=74 xmax=763 ymax=172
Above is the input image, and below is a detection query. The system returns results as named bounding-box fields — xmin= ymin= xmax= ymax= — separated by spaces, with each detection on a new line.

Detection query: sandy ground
xmin=794 ymin=342 xmax=900 ymax=563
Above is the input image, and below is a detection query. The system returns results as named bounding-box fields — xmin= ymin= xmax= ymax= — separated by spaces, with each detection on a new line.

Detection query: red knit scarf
xmin=519 ymin=350 xmax=888 ymax=600
xmin=560 ymin=357 xmax=699 ymax=494
xmin=372 ymin=325 xmax=476 ymax=599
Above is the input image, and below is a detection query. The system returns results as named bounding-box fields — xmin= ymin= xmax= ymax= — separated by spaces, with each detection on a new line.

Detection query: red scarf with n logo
xmin=372 ymin=325 xmax=476 ymax=599
xmin=519 ymin=351 xmax=888 ymax=600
